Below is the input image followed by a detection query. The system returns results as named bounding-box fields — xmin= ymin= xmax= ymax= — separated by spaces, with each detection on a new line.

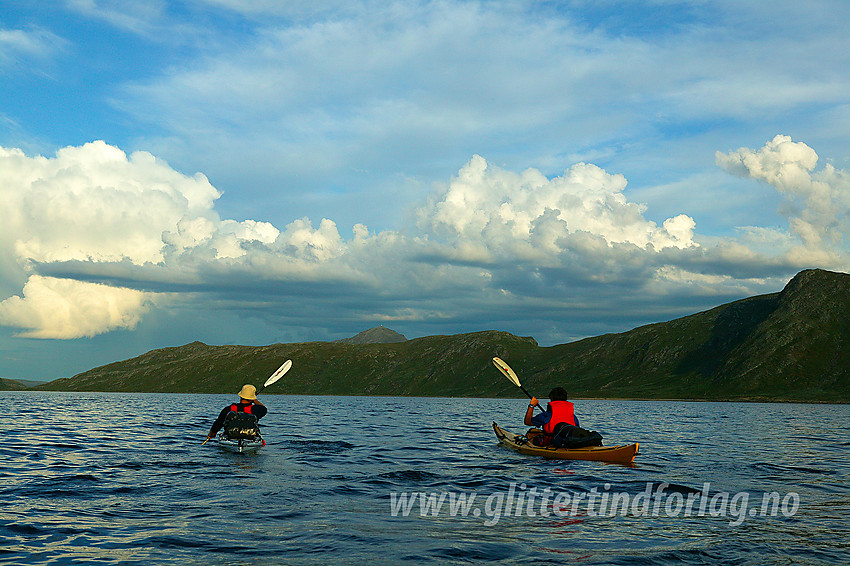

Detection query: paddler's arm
xmin=207 ymin=406 xmax=230 ymax=439
xmin=250 ymin=399 xmax=268 ymax=419
xmin=523 ymin=397 xmax=539 ymax=426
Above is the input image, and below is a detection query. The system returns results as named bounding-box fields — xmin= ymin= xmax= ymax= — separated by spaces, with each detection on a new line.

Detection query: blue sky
xmin=1 ymin=1 xmax=849 ymax=380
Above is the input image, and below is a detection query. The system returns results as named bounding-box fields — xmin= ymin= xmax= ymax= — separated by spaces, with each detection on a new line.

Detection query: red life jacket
xmin=230 ymin=403 xmax=253 ymax=414
xmin=543 ymin=400 xmax=577 ymax=433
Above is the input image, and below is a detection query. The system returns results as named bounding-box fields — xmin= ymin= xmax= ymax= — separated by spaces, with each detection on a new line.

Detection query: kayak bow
xmin=216 ymin=434 xmax=265 ymax=453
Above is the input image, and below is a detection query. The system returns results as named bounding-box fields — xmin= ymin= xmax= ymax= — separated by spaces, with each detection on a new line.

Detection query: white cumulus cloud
xmin=0 ymin=275 xmax=153 ymax=339
xmin=717 ymin=134 xmax=850 ymax=263
xmin=417 ymin=155 xmax=698 ymax=265
xmin=0 ymin=141 xmax=221 ymax=266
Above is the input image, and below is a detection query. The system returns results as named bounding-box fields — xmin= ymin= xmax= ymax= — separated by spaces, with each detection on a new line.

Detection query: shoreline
xmin=5 ymin=389 xmax=847 ymax=405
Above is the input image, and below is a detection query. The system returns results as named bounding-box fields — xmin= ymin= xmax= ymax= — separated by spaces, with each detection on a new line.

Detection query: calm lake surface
xmin=2 ymin=393 xmax=848 ymax=565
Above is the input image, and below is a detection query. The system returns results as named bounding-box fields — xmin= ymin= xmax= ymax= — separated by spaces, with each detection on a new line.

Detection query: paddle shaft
xmin=518 ymin=384 xmax=535 ymax=402
xmin=256 ymin=382 xmax=279 ymax=395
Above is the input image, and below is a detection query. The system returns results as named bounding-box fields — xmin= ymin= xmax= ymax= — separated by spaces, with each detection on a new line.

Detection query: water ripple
xmin=2 ymin=392 xmax=847 ymax=565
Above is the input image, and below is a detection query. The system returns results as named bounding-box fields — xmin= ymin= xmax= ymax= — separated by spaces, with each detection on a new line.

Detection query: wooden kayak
xmin=493 ymin=423 xmax=638 ymax=465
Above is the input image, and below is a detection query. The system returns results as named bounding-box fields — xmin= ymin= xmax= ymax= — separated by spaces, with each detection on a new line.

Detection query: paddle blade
xmin=493 ymin=357 xmax=521 ymax=387
xmin=264 ymin=359 xmax=292 ymax=388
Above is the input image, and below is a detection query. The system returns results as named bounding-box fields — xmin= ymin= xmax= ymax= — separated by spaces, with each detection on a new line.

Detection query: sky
xmin=1 ymin=0 xmax=849 ymax=380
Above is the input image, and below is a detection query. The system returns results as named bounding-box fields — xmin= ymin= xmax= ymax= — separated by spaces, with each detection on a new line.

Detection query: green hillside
xmin=35 ymin=269 xmax=850 ymax=402
xmin=39 ymin=331 xmax=539 ymax=397
xmin=1 ymin=378 xmax=29 ymax=391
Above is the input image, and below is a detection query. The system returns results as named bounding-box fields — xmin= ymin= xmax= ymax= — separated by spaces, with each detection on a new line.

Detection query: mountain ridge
xmin=33 ymin=269 xmax=850 ymax=402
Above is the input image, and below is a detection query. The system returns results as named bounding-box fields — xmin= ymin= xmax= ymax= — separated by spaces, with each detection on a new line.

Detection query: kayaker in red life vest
xmin=524 ymin=387 xmax=580 ymax=432
xmin=206 ymin=384 xmax=268 ymax=441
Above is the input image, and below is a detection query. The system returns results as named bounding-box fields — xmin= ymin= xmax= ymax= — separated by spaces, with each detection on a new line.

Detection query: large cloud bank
xmin=0 ymin=136 xmax=847 ymax=340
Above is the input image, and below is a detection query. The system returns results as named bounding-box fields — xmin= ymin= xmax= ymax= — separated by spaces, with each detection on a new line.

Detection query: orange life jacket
xmin=543 ymin=400 xmax=577 ymax=433
xmin=230 ymin=403 xmax=253 ymax=414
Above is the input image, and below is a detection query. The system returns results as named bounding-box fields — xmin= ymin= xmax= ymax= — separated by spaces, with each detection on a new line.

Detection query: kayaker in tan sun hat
xmin=206 ymin=383 xmax=268 ymax=442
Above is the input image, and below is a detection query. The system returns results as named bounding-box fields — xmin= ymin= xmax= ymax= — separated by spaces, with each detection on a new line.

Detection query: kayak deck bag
xmin=533 ymin=423 xmax=604 ymax=449
xmin=223 ymin=411 xmax=261 ymax=440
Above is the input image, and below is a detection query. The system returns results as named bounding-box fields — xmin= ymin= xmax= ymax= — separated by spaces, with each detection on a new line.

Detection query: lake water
xmin=1 ymin=393 xmax=848 ymax=565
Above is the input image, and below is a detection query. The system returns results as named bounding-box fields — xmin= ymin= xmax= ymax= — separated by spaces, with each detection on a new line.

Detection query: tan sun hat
xmin=237 ymin=384 xmax=257 ymax=400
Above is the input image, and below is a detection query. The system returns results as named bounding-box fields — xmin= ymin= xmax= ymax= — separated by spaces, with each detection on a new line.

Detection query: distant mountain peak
xmin=336 ymin=326 xmax=407 ymax=344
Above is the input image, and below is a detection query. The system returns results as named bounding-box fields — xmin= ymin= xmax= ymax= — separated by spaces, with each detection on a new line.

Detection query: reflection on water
xmin=1 ymin=392 xmax=848 ymax=565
